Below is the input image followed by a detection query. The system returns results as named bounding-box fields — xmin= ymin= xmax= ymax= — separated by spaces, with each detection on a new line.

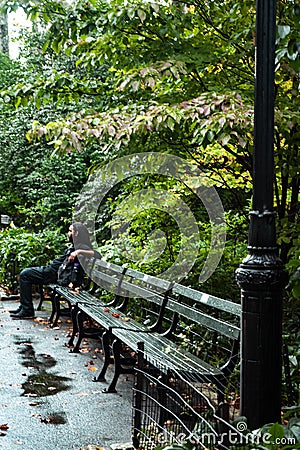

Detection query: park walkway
xmin=0 ymin=295 xmax=133 ymax=450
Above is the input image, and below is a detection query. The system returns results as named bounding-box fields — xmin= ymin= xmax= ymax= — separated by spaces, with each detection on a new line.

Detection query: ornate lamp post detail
xmin=236 ymin=0 xmax=288 ymax=429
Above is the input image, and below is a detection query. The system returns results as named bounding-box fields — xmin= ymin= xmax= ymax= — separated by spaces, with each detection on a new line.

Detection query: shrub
xmin=0 ymin=226 xmax=66 ymax=292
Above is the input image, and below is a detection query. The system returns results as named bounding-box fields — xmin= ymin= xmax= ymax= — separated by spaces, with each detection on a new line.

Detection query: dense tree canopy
xmin=0 ymin=0 xmax=299 ymax=300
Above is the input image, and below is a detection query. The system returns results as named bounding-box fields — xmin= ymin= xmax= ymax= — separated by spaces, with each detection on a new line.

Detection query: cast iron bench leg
xmin=36 ymin=284 xmax=44 ymax=311
xmin=67 ymin=304 xmax=79 ymax=348
xmin=71 ymin=310 xmax=85 ymax=353
xmin=50 ymin=292 xmax=61 ymax=327
xmin=49 ymin=290 xmax=58 ymax=324
xmin=94 ymin=330 xmax=112 ymax=382
xmin=103 ymin=337 xmax=122 ymax=393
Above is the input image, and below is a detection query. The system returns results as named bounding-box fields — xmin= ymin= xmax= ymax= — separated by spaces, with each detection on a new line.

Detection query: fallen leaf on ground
xmin=0 ymin=424 xmax=9 ymax=430
xmin=82 ymin=446 xmax=105 ymax=450
xmin=88 ymin=366 xmax=97 ymax=371
xmin=40 ymin=416 xmax=56 ymax=423
xmin=34 ymin=317 xmax=47 ymax=323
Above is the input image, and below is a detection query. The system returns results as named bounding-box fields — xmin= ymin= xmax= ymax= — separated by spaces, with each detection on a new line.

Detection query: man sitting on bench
xmin=10 ymin=223 xmax=100 ymax=320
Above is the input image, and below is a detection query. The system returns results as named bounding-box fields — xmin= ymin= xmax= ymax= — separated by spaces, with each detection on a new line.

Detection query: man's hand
xmin=68 ymin=251 xmax=78 ymax=262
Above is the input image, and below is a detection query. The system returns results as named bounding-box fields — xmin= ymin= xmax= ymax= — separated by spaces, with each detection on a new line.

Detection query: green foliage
xmin=0 ymin=104 xmax=91 ymax=229
xmin=276 ymin=1 xmax=300 ymax=75
xmin=0 ymin=53 xmax=21 ymax=88
xmin=0 ymin=226 xmax=66 ymax=289
xmin=0 ymin=0 xmax=298 ymax=313
xmin=1 ymin=1 xmax=296 ymax=277
xmin=156 ymin=408 xmax=300 ymax=450
xmin=230 ymin=410 xmax=300 ymax=450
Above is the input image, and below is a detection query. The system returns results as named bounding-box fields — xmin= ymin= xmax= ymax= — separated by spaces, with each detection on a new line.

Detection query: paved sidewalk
xmin=0 ymin=297 xmax=133 ymax=450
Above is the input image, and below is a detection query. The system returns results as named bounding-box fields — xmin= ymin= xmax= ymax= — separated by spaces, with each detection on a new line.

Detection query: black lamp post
xmin=236 ymin=0 xmax=288 ymax=429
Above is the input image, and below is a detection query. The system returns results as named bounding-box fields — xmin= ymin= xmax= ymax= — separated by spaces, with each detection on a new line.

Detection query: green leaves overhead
xmin=28 ymin=92 xmax=252 ymax=151
xmin=0 ymin=0 xmax=299 ymax=274
xmin=276 ymin=1 xmax=300 ymax=73
xmin=1 ymin=0 xmax=256 ymax=107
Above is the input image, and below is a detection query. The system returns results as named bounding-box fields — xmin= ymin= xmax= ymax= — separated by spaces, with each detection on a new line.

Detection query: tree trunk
xmin=0 ymin=12 xmax=9 ymax=55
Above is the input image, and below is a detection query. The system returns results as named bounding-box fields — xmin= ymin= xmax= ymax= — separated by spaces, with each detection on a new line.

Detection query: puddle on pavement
xmin=15 ymin=337 xmax=71 ymax=397
xmin=18 ymin=344 xmax=57 ymax=370
xmin=41 ymin=412 xmax=67 ymax=424
xmin=22 ymin=371 xmax=71 ymax=397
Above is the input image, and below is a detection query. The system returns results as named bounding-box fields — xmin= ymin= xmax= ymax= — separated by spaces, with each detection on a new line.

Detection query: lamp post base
xmin=236 ymin=248 xmax=288 ymax=429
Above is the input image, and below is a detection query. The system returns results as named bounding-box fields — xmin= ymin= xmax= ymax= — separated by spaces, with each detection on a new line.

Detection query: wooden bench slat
xmin=120 ymin=278 xmax=168 ymax=304
xmin=173 ymin=283 xmax=241 ymax=316
xmin=113 ymin=327 xmax=223 ymax=377
xmin=166 ymin=298 xmax=240 ymax=340
xmin=125 ymin=267 xmax=173 ymax=291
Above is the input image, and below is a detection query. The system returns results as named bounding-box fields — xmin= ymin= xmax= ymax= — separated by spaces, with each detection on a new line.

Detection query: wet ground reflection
xmin=36 ymin=412 xmax=67 ymax=424
xmin=22 ymin=371 xmax=71 ymax=397
xmin=15 ymin=337 xmax=71 ymax=397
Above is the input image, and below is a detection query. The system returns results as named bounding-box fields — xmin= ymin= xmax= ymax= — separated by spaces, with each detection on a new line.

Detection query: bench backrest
xmin=162 ymin=283 xmax=241 ymax=374
xmin=165 ymin=283 xmax=241 ymax=339
xmin=85 ymin=258 xmax=174 ymax=330
xmin=81 ymin=256 xmax=241 ymax=378
xmin=85 ymin=258 xmax=240 ymax=331
xmin=85 ymin=258 xmax=241 ymax=362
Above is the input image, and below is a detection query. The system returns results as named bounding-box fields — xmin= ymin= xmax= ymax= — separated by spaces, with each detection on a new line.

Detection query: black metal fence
xmin=132 ymin=350 xmax=241 ymax=450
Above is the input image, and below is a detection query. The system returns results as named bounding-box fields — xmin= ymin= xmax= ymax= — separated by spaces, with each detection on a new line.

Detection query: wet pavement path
xmin=0 ymin=298 xmax=133 ymax=450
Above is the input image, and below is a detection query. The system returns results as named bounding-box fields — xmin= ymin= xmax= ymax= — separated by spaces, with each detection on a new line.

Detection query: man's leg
xmin=12 ymin=267 xmax=47 ymax=318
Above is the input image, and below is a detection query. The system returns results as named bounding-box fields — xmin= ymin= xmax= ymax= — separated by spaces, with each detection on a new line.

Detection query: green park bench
xmin=45 ymin=257 xmax=241 ymax=399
